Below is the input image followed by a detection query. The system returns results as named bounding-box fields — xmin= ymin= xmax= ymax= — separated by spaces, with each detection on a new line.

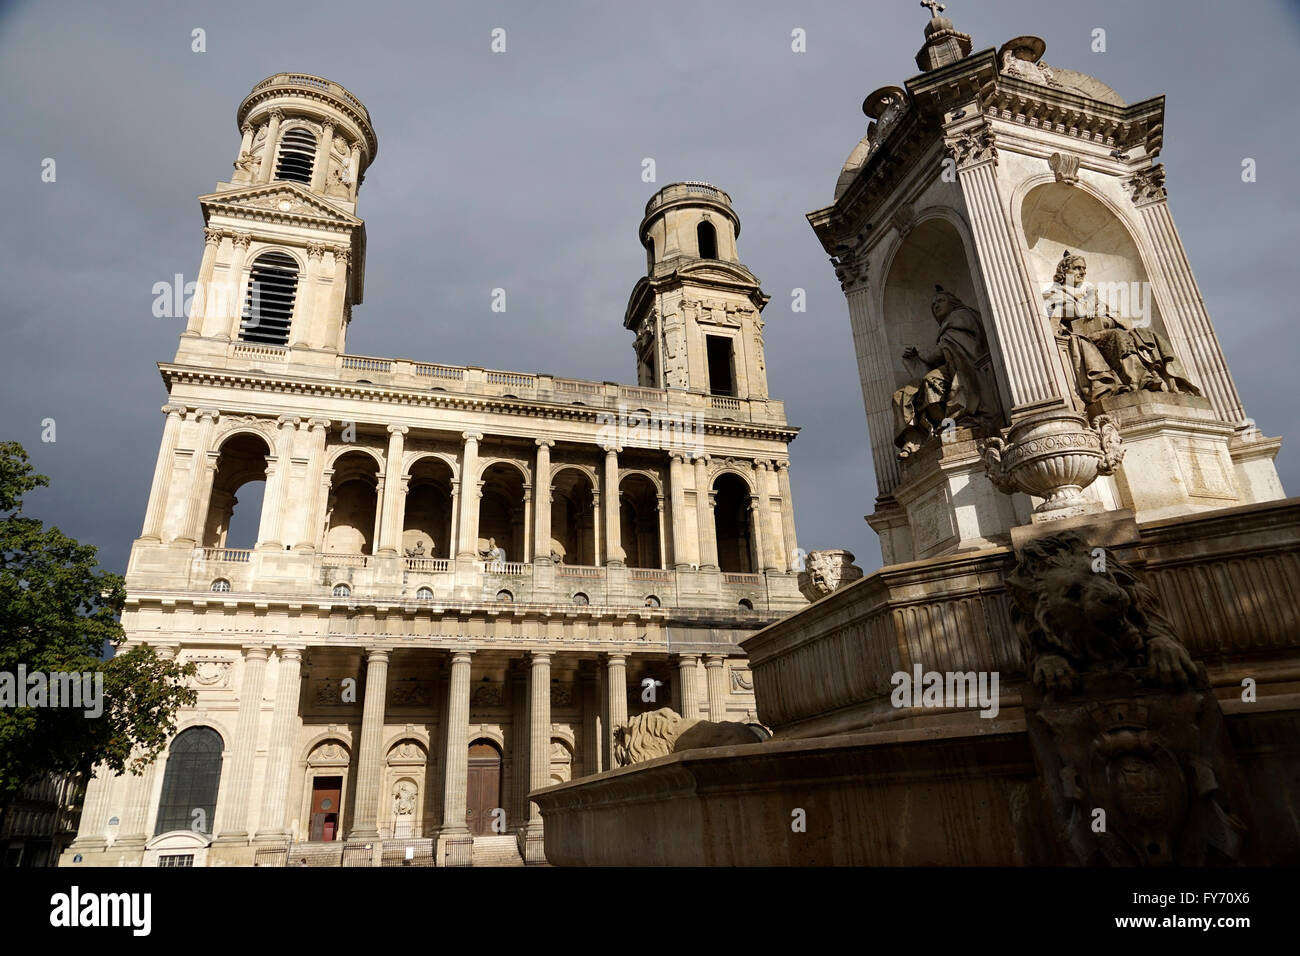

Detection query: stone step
xmin=471 ymin=836 xmax=524 ymax=867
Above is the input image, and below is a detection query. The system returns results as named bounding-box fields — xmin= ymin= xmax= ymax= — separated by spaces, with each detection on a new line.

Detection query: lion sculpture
xmin=1005 ymin=531 xmax=1199 ymax=694
xmin=612 ymin=708 xmax=770 ymax=767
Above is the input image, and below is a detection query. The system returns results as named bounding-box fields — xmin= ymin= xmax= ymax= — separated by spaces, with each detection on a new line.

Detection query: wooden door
xmin=466 ymin=742 xmax=502 ymax=836
xmin=309 ymin=776 xmax=342 ymax=842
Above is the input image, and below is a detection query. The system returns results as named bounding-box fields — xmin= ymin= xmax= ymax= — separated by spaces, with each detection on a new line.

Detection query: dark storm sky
xmin=1 ymin=0 xmax=1296 ymax=576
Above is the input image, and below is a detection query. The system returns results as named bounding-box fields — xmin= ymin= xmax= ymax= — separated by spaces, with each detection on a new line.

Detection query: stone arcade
xmin=60 ymin=74 xmax=807 ymax=867
xmin=533 ymin=8 xmax=1300 ymax=867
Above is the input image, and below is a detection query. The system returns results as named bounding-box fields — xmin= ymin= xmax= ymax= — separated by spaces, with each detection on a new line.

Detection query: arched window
xmin=332 ymin=583 xmax=351 ymax=598
xmin=240 ymin=252 xmax=299 ymax=346
xmin=210 ymin=578 xmax=231 ymax=593
xmin=696 ymin=220 xmax=718 ymax=259
xmin=572 ymin=592 xmax=590 ymax=606
xmin=495 ymin=589 xmax=514 ymax=603
xmin=644 ymin=595 xmax=661 ymax=608
xmin=154 ymin=727 xmax=223 ymax=835
xmin=738 ymin=598 xmax=754 ymax=611
xmin=275 ymin=127 xmax=317 ymax=184
xmin=416 ymin=586 xmax=434 ymax=600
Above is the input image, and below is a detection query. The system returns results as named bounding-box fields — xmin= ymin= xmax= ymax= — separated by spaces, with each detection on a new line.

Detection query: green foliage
xmin=0 ymin=441 xmax=195 ymax=797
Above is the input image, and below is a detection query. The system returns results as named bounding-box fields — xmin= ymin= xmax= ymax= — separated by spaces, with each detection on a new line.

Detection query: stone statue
xmin=233 ymin=150 xmax=259 ymax=174
xmin=478 ymin=537 xmax=505 ymax=566
xmin=404 ymin=539 xmax=427 ymax=559
xmin=612 ymin=708 xmax=770 ymax=766
xmin=1046 ymin=251 xmax=1199 ymax=402
xmin=393 ymin=781 xmax=417 ymax=816
xmin=1005 ymin=530 xmax=1199 ymax=694
xmin=893 ymin=285 xmax=998 ymax=456
xmin=797 ymin=549 xmax=864 ymax=601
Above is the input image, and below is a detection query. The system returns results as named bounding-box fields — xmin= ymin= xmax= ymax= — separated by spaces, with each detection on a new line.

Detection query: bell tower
xmin=624 ymin=182 xmax=771 ymax=399
xmin=178 ymin=73 xmax=378 ymax=368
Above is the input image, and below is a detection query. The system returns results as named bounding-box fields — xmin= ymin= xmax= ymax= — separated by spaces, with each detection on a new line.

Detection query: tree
xmin=0 ymin=441 xmax=195 ymax=828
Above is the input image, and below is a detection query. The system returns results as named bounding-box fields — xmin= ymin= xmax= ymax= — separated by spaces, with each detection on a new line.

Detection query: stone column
xmin=705 ymin=655 xmax=728 ymax=722
xmin=253 ymin=647 xmax=302 ymax=840
xmin=440 ymin=650 xmax=473 ymax=866
xmin=655 ymin=493 xmax=667 ymax=570
xmin=348 ymin=647 xmax=389 ymax=840
xmin=212 ymin=232 xmax=252 ymax=341
xmin=216 ymin=645 xmax=270 ymax=842
xmin=533 ymin=439 xmax=553 ymax=561
xmin=139 ymin=404 xmax=187 ymax=541
xmin=676 ymin=654 xmax=701 ymax=720
xmin=522 ymin=651 xmax=551 ymax=862
xmin=775 ymin=460 xmax=799 ymax=571
xmin=177 ymin=408 xmax=220 ymax=546
xmin=378 ymin=425 xmax=409 ymax=555
xmin=456 ymin=432 xmax=483 ymax=557
xmin=348 ymin=142 xmax=362 ymax=201
xmin=186 ymin=228 xmax=223 ymax=336
xmin=755 ymin=459 xmax=782 ymax=572
xmin=580 ymin=668 xmax=601 ymax=776
xmin=605 ymin=654 xmax=627 ymax=768
xmin=310 ymin=120 xmax=334 ymax=192
xmin=256 ymin=416 xmax=299 ymax=550
xmin=294 ymin=419 xmax=330 ymax=551
xmin=668 ymin=452 xmax=695 ymax=568
xmin=1131 ymin=187 xmax=1246 ymax=423
xmin=258 ymin=109 xmax=282 ymax=183
xmin=237 ymin=123 xmax=255 ymax=162
xmin=602 ymin=445 xmax=623 ymax=565
xmin=693 ymin=455 xmax=718 ymax=570
xmin=325 ymin=247 xmax=350 ymax=354
xmin=947 ymin=126 xmax=1071 ymax=412
xmin=290 ymin=244 xmax=325 ymax=348
xmin=748 ymin=494 xmax=765 ymax=574
xmin=69 ymin=766 xmax=116 ymax=849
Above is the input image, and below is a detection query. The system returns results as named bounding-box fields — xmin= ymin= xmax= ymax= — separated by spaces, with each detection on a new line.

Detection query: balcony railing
xmin=484 ymin=561 xmax=528 ymax=576
xmin=557 ymin=565 xmax=603 ymax=578
xmin=404 ymin=557 xmax=451 ymax=572
xmin=629 ymin=568 xmax=671 ymax=580
xmin=723 ymin=572 xmax=762 ymax=584
xmin=202 ymin=548 xmax=252 ymax=563
xmin=322 ymin=553 xmax=369 ymax=568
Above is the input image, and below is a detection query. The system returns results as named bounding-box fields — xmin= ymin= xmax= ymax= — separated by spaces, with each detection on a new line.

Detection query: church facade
xmin=61 ymin=74 xmax=805 ymax=867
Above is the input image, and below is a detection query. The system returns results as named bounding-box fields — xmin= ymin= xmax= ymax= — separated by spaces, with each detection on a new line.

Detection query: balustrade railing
xmin=322 ymin=553 xmax=369 ymax=568
xmin=405 ymin=557 xmax=451 ymax=572
xmin=202 ymin=548 xmax=252 ymax=563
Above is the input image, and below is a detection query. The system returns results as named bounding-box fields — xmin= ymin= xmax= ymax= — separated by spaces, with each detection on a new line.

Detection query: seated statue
xmin=893 ymin=285 xmax=998 ymax=457
xmin=1046 ymin=251 xmax=1199 ymax=403
xmin=403 ymin=539 xmax=427 ymax=559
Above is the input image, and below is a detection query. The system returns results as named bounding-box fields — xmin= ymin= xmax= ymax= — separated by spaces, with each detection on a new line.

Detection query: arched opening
xmin=478 ymin=464 xmax=526 ymax=562
xmin=202 ymin=433 xmax=270 ymax=549
xmin=240 ymin=252 xmax=299 ymax=346
xmin=325 ymin=452 xmax=380 ymax=554
xmin=275 ymin=126 xmax=317 ymax=185
xmin=305 ymin=739 xmax=350 ymax=843
xmin=696 ymin=220 xmax=718 ymax=259
xmin=713 ymin=473 xmax=754 ymax=573
xmin=466 ymin=739 xmax=502 ymax=836
xmin=549 ymin=739 xmax=573 ymax=785
xmin=646 ymin=237 xmax=656 ymax=274
xmin=154 ymin=727 xmax=223 ymax=836
xmin=550 ymin=468 xmax=596 ymax=565
xmin=619 ymin=474 xmax=662 ymax=569
xmin=403 ymin=457 xmax=454 ymax=559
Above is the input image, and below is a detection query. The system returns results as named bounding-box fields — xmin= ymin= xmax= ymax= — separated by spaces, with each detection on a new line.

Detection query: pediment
xmin=200 ymin=182 xmax=362 ymax=227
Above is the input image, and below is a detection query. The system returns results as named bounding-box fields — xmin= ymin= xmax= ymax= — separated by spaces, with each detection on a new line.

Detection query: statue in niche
xmin=1046 ymin=251 xmax=1200 ymax=403
xmin=233 ymin=150 xmax=259 ymax=175
xmin=404 ymin=539 xmax=427 ymax=559
xmin=393 ymin=781 xmax=417 ymax=816
xmin=892 ymin=285 xmax=998 ymax=457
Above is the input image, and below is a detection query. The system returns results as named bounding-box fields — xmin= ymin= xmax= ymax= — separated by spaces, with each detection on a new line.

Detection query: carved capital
xmin=196 ymin=407 xmax=221 ymax=425
xmin=308 ymin=417 xmax=331 ymax=432
xmin=276 ymin=415 xmax=300 ymax=430
xmin=831 ymin=245 xmax=869 ymax=293
xmin=231 ymin=232 xmax=253 ymax=250
xmin=1124 ymin=163 xmax=1167 ymax=206
xmin=387 ymin=424 xmax=409 ymax=437
xmin=203 ymin=227 xmax=224 ymax=246
xmin=534 ymin=438 xmax=555 ymax=448
xmin=240 ymin=123 xmax=254 ymax=136
xmin=161 ymin=403 xmax=187 ymax=419
xmin=333 ymin=245 xmax=352 ymax=265
xmin=268 ymin=108 xmax=285 ymax=121
xmin=1048 ymin=151 xmax=1081 ymax=185
xmin=462 ymin=431 xmax=484 ymax=444
xmin=945 ymin=126 xmax=998 ymax=168
xmin=307 ymin=243 xmax=328 ymax=261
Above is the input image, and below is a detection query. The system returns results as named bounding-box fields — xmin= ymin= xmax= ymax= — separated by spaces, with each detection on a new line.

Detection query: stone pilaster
xmin=348 ymin=647 xmax=389 ymax=841
xmin=775 ymin=460 xmax=798 ymax=571
xmin=186 ymin=229 xmax=223 ymax=335
xmin=212 ymin=232 xmax=252 ymax=340
xmin=256 ymin=416 xmax=299 ymax=549
xmin=581 ymin=668 xmax=601 ymax=776
xmin=253 ymin=647 xmax=303 ymax=841
xmin=176 ymin=408 xmax=220 ymax=546
xmin=440 ymin=650 xmax=474 ymax=866
xmin=326 ymin=246 xmax=350 ymax=353
xmin=289 ymin=244 xmax=325 ymax=348
xmin=668 ymin=453 xmax=695 ymax=568
xmin=676 ymin=654 xmax=701 ymax=720
xmin=310 ymin=120 xmax=334 ymax=192
xmin=139 ymin=404 xmax=186 ymax=541
xmin=294 ymin=418 xmax=330 ymax=551
xmin=748 ymin=494 xmax=766 ymax=574
xmin=705 ymin=654 xmax=728 ymax=722
xmin=215 ymin=645 xmax=269 ymax=842
xmin=258 ymin=108 xmax=282 ymax=183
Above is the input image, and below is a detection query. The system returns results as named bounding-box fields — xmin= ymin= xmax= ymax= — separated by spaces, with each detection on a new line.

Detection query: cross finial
xmin=920 ymin=0 xmax=945 ymax=18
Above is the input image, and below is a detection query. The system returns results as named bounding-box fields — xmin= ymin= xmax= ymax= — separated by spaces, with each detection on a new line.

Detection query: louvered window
xmin=275 ymin=127 xmax=317 ymax=184
xmin=240 ymin=252 xmax=298 ymax=346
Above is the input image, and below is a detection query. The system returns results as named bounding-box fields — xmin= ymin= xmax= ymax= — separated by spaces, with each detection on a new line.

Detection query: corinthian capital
xmin=203 ymin=227 xmax=224 ymax=246
xmin=945 ymin=125 xmax=997 ymax=169
xmin=1124 ymin=163 xmax=1167 ymax=206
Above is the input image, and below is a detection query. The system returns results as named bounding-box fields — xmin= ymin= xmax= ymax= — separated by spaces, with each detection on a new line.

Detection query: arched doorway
xmin=403 ymin=457 xmax=454 ymax=558
xmin=713 ymin=473 xmax=754 ymax=573
xmin=203 ymin=434 xmax=270 ymax=549
xmin=619 ymin=474 xmax=662 ymax=569
xmin=550 ymin=468 xmax=596 ymax=565
xmin=478 ymin=464 xmax=526 ymax=562
xmin=154 ymin=727 xmax=224 ymax=836
xmin=466 ymin=740 xmax=502 ymax=836
xmin=324 ymin=451 xmax=380 ymax=554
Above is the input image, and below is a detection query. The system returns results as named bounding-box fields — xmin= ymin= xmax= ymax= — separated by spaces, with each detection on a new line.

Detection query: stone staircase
xmin=470 ymin=835 xmax=525 ymax=867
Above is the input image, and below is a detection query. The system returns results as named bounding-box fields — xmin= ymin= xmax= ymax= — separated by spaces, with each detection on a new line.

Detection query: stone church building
xmin=62 ymin=74 xmax=805 ymax=867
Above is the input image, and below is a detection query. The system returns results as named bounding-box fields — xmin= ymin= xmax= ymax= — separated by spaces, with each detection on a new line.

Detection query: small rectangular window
xmin=158 ymin=854 xmax=194 ymax=867
xmin=706 ymin=335 xmax=735 ymax=396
